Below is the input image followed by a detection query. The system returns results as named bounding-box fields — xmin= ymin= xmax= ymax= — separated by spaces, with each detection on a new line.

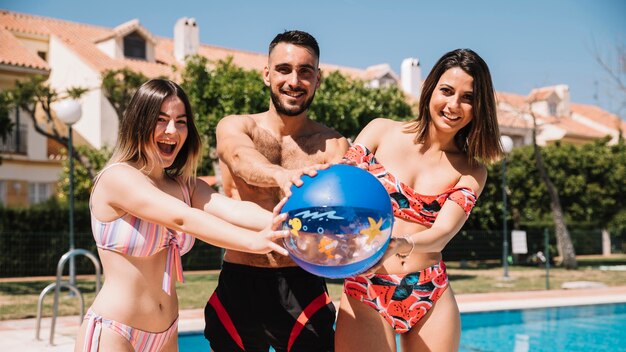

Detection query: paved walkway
xmin=2 ymin=286 xmax=626 ymax=351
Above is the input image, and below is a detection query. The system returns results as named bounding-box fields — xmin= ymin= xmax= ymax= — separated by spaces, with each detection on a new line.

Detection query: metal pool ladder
xmin=35 ymin=248 xmax=102 ymax=345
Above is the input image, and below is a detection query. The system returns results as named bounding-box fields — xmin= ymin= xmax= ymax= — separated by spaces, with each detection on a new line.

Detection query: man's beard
xmin=270 ymin=88 xmax=316 ymax=116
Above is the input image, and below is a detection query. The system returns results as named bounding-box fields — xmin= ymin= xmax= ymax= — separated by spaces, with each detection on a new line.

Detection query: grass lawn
xmin=1 ymin=254 xmax=625 ymax=321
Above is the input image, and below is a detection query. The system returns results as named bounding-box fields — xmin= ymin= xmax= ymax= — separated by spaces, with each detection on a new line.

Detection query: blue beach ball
xmin=282 ymin=164 xmax=393 ymax=278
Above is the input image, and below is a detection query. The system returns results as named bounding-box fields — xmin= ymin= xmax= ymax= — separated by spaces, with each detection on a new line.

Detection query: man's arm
xmin=216 ymin=115 xmax=324 ymax=196
xmin=216 ymin=114 xmax=284 ymax=187
xmin=324 ymin=134 xmax=350 ymax=163
xmin=218 ymin=159 xmax=240 ymax=199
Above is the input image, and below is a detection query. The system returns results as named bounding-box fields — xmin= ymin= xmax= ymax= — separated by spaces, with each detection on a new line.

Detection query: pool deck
xmin=3 ymin=285 xmax=626 ymax=351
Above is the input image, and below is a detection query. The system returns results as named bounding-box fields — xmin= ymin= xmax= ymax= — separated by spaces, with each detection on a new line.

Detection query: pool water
xmin=460 ymin=303 xmax=626 ymax=352
xmin=179 ymin=303 xmax=626 ymax=351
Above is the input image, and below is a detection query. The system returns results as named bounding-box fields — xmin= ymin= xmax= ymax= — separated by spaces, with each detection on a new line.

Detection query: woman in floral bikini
xmin=336 ymin=49 xmax=503 ymax=351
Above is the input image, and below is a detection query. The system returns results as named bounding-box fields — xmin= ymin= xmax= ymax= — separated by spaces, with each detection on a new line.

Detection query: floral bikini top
xmin=90 ymin=163 xmax=195 ymax=295
xmin=343 ymin=144 xmax=477 ymax=227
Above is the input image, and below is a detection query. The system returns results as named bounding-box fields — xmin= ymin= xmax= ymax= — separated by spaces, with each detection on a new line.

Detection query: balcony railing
xmin=0 ymin=124 xmax=28 ymax=155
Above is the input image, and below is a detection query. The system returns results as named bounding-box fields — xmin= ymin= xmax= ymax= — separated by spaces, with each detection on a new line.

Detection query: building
xmin=0 ymin=10 xmax=623 ymax=206
xmin=497 ymin=85 xmax=625 ymax=149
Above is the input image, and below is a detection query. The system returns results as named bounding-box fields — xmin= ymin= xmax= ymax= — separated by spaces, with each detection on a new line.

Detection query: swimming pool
xmin=178 ymin=303 xmax=626 ymax=351
xmin=460 ymin=303 xmax=626 ymax=352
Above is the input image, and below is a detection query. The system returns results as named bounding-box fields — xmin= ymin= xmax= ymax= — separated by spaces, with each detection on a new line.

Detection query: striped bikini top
xmin=90 ymin=163 xmax=195 ymax=295
xmin=343 ymin=144 xmax=477 ymax=227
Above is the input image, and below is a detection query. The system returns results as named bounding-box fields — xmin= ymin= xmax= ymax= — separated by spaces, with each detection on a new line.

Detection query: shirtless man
xmin=204 ymin=30 xmax=349 ymax=352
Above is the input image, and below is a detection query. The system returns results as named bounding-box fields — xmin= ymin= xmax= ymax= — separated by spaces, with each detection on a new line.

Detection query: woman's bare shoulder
xmin=457 ymin=160 xmax=488 ymax=195
xmin=354 ymin=118 xmax=401 ymax=147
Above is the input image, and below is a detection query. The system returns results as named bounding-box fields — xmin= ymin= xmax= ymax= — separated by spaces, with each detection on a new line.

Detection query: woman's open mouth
xmin=157 ymin=140 xmax=177 ymax=156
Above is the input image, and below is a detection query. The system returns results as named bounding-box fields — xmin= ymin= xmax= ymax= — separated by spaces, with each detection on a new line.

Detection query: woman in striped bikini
xmin=335 ymin=49 xmax=503 ymax=351
xmin=74 ymin=79 xmax=289 ymax=351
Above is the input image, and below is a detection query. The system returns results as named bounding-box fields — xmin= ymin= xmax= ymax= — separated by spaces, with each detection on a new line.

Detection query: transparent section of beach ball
xmin=283 ymin=206 xmax=393 ymax=267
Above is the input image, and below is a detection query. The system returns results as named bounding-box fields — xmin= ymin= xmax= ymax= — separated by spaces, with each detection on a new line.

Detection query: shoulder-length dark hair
xmin=108 ymin=79 xmax=201 ymax=182
xmin=404 ymin=49 xmax=502 ymax=164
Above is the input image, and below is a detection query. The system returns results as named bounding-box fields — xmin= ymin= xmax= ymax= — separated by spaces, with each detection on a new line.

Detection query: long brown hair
xmin=108 ymin=79 xmax=201 ymax=182
xmin=404 ymin=49 xmax=502 ymax=164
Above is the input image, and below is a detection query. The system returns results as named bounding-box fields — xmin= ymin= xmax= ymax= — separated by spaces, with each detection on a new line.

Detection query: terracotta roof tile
xmin=1 ymin=10 xmax=364 ymax=81
xmin=496 ymin=92 xmax=527 ymax=109
xmin=541 ymin=115 xmax=609 ymax=139
xmin=2 ymin=9 xmax=622 ymax=143
xmin=0 ymin=27 xmax=49 ymax=71
xmin=496 ymin=108 xmax=531 ymax=129
xmin=94 ymin=19 xmax=157 ymax=44
xmin=528 ymin=86 xmax=556 ymax=101
xmin=362 ymin=63 xmax=399 ymax=81
xmin=570 ymin=103 xmax=623 ymax=129
xmin=156 ymin=38 xmax=365 ymax=78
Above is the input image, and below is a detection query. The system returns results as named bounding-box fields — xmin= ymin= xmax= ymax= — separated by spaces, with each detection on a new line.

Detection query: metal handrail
xmin=35 ymin=282 xmax=83 ymax=341
xmin=35 ymin=249 xmax=101 ymax=345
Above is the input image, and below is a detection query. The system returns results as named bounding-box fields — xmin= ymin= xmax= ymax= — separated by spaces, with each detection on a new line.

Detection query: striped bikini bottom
xmin=343 ymin=260 xmax=449 ymax=334
xmin=81 ymin=309 xmax=178 ymax=351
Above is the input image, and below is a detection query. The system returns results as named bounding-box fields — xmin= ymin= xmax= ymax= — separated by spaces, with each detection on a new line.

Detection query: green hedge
xmin=2 ymin=202 xmax=623 ymax=277
xmin=0 ymin=201 xmax=224 ymax=277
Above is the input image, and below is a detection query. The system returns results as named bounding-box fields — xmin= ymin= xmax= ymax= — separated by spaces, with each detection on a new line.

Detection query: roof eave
xmin=0 ymin=63 xmax=50 ymax=75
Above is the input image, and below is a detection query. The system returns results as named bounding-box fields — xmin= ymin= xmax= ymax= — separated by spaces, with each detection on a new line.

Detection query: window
xmin=0 ymin=181 xmax=5 ymax=206
xmin=0 ymin=123 xmax=28 ymax=155
xmin=28 ymin=182 xmax=52 ymax=204
xmin=123 ymin=31 xmax=146 ymax=59
xmin=548 ymin=102 xmax=557 ymax=116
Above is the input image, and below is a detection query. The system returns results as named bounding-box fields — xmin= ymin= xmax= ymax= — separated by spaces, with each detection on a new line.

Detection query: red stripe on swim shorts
xmin=287 ymin=292 xmax=332 ymax=352
xmin=208 ymin=294 xmax=245 ymax=350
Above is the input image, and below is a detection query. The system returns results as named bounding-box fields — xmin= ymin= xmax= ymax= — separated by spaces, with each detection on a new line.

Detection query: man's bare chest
xmin=253 ymin=134 xmax=327 ymax=169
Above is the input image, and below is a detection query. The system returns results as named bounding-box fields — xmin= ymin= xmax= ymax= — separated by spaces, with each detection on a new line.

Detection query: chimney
xmin=554 ymin=84 xmax=570 ymax=116
xmin=401 ymin=58 xmax=421 ymax=98
xmin=174 ymin=17 xmax=199 ymax=64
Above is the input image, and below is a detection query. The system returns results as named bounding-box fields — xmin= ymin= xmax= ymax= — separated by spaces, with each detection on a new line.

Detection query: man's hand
xmin=274 ymin=163 xmax=331 ymax=196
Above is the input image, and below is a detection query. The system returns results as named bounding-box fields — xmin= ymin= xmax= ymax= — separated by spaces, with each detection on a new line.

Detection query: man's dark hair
xmin=269 ymin=30 xmax=320 ymax=59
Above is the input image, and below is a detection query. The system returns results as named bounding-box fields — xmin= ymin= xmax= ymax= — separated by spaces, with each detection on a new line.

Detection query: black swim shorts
xmin=204 ymin=262 xmax=336 ymax=352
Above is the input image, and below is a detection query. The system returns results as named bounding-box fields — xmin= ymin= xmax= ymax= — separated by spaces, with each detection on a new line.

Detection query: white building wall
xmin=0 ymin=161 xmax=61 ymax=183
xmin=96 ymin=39 xmax=118 ymax=59
xmin=48 ymin=35 xmax=106 ymax=149
xmin=24 ymin=109 xmax=48 ymax=160
xmin=146 ymin=41 xmax=156 ymax=62
xmin=571 ymin=113 xmax=619 ymax=144
xmin=531 ymin=101 xmax=550 ymax=116
xmin=554 ymin=85 xmax=570 ymax=117
xmin=367 ymin=79 xmax=380 ymax=89
xmin=537 ymin=124 xmax=566 ymax=146
xmin=14 ymin=33 xmax=49 ymax=56
xmin=100 ymin=90 xmax=119 ymax=147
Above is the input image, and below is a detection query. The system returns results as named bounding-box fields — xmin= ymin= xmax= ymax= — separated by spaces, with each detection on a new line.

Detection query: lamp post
xmin=55 ymin=99 xmax=82 ymax=287
xmin=500 ymin=135 xmax=514 ymax=280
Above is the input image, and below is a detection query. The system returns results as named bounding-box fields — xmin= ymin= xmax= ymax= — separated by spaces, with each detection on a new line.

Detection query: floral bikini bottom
xmin=343 ymin=260 xmax=449 ymax=334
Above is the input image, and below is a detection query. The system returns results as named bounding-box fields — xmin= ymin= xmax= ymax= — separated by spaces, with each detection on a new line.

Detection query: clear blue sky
xmin=2 ymin=0 xmax=625 ymax=118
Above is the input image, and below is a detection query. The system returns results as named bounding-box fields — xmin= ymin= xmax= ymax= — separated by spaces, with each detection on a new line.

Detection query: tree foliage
xmin=0 ymin=75 xmax=95 ymax=179
xmin=0 ymin=90 xmax=15 ymax=164
xmin=181 ymin=55 xmax=271 ymax=174
xmin=101 ymin=68 xmax=149 ymax=120
xmin=0 ymin=90 xmax=14 ymax=142
xmin=467 ymin=138 xmax=626 ymax=258
xmin=180 ymin=55 xmax=413 ymax=174
xmin=56 ymin=145 xmax=112 ymax=202
xmin=309 ymin=71 xmax=413 ymax=139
